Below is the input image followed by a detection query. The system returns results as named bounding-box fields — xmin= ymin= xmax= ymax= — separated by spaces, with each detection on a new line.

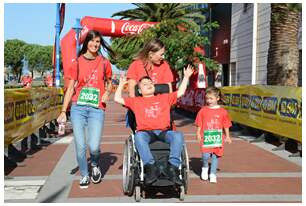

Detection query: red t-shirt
xmin=66 ymin=55 xmax=112 ymax=110
xmin=195 ymin=106 xmax=232 ymax=156
xmin=123 ymin=92 xmax=177 ymax=131
xmin=127 ymin=59 xmax=174 ymax=84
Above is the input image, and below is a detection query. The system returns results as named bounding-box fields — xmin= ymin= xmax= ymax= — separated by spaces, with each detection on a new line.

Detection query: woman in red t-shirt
xmin=127 ymin=38 xmax=175 ymax=97
xmin=195 ymin=87 xmax=232 ymax=184
xmin=57 ymin=30 xmax=114 ymax=189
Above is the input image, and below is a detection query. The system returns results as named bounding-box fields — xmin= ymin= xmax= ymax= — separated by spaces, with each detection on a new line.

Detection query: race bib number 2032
xmin=77 ymin=87 xmax=100 ymax=108
xmin=203 ymin=129 xmax=222 ymax=148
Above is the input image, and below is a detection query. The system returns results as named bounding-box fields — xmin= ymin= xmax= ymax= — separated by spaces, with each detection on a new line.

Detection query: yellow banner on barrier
xmin=220 ymin=85 xmax=301 ymax=142
xmin=4 ymin=87 xmax=64 ymax=146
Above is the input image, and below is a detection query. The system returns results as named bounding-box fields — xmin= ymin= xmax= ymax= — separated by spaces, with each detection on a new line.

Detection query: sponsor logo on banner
xmin=111 ymin=20 xmax=116 ymax=33
xmin=121 ymin=22 xmax=154 ymax=34
xmin=4 ymin=88 xmax=64 ymax=146
xmin=220 ymin=86 xmax=301 ymax=142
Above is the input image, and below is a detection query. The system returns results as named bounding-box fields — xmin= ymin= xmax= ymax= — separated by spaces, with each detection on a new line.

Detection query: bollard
xmin=30 ymin=133 xmax=43 ymax=150
xmin=250 ymin=133 xmax=266 ymax=143
xmin=39 ymin=127 xmax=48 ymax=139
xmin=7 ymin=144 xmax=26 ymax=167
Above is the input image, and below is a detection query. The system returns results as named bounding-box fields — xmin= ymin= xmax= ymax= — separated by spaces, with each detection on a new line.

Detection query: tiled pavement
xmin=4 ymin=98 xmax=302 ymax=203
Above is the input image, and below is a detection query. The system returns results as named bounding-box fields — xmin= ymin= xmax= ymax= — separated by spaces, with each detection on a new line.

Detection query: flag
xmin=53 ymin=3 xmax=65 ymax=81
xmin=59 ymin=3 xmax=65 ymax=34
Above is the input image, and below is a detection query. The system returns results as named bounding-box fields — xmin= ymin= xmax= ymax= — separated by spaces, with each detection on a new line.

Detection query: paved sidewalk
xmin=4 ymin=98 xmax=302 ymax=203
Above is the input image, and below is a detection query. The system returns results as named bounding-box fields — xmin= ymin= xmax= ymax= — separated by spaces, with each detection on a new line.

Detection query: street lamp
xmin=73 ymin=18 xmax=83 ymax=57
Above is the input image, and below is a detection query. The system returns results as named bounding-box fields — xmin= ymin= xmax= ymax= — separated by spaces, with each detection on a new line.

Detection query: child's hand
xmin=197 ymin=134 xmax=202 ymax=143
xmin=183 ymin=64 xmax=194 ymax=78
xmin=119 ymin=75 xmax=128 ymax=86
xmin=225 ymin=136 xmax=232 ymax=144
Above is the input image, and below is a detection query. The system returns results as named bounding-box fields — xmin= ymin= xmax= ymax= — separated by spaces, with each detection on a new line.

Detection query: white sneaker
xmin=201 ymin=167 xmax=209 ymax=180
xmin=209 ymin=174 xmax=217 ymax=183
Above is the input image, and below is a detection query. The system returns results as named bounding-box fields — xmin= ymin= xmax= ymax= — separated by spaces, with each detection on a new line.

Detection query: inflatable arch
xmin=60 ymin=16 xmax=207 ymax=88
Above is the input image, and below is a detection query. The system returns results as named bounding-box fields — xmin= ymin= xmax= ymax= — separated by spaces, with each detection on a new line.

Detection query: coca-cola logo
xmin=121 ymin=22 xmax=154 ymax=34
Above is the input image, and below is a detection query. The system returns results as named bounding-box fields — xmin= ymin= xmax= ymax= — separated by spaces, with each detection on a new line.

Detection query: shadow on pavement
xmin=144 ymin=186 xmax=180 ymax=200
xmin=69 ymin=152 xmax=118 ymax=178
xmin=39 ymin=185 xmax=68 ymax=203
xmin=189 ymin=157 xmax=202 ymax=177
xmin=99 ymin=152 xmax=118 ymax=178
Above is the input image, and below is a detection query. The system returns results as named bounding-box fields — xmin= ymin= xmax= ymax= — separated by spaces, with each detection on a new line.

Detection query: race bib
xmin=203 ymin=129 xmax=222 ymax=147
xmin=77 ymin=87 xmax=100 ymax=108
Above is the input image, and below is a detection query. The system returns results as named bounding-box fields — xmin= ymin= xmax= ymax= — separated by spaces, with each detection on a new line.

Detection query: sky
xmin=4 ymin=3 xmax=135 ymax=45
xmin=4 ymin=3 xmax=136 ymax=73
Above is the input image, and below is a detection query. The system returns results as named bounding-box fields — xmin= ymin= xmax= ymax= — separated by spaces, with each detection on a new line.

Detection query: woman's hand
xmin=57 ymin=112 xmax=67 ymax=123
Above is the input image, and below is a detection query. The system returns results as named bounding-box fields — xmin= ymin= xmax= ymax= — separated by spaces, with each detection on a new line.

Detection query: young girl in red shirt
xmin=195 ymin=87 xmax=232 ymax=183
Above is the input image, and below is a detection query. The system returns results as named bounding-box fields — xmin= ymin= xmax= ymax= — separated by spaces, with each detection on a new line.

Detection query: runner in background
xmin=57 ymin=30 xmax=114 ymax=189
xmin=195 ymin=87 xmax=232 ymax=183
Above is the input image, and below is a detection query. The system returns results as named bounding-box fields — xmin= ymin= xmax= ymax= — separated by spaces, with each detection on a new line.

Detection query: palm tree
xmin=111 ymin=3 xmax=206 ymax=24
xmin=267 ymin=3 xmax=301 ymax=86
xmin=109 ymin=3 xmax=215 ymax=70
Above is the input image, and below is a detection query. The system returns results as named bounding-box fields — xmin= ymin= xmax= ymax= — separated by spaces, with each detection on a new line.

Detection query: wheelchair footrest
xmin=151 ymin=179 xmax=175 ymax=187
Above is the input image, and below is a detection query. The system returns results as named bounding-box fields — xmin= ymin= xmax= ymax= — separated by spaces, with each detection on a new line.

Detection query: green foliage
xmin=110 ymin=20 xmax=219 ymax=72
xmin=271 ymin=3 xmax=301 ymax=24
xmin=26 ymin=45 xmax=53 ymax=76
xmin=110 ymin=3 xmax=219 ymax=72
xmin=4 ymin=39 xmax=53 ymax=79
xmin=112 ymin=3 xmax=207 ymax=22
xmin=4 ymin=39 xmax=27 ymax=77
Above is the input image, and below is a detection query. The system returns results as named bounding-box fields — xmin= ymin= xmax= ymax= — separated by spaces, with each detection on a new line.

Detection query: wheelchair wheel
xmin=135 ymin=186 xmax=141 ymax=202
xmin=179 ymin=185 xmax=185 ymax=201
xmin=181 ymin=144 xmax=189 ymax=194
xmin=122 ymin=136 xmax=135 ymax=196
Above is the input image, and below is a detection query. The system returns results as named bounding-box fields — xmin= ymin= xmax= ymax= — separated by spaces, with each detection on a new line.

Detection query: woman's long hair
xmin=135 ymin=38 xmax=164 ymax=61
xmin=78 ymin=30 xmax=115 ymax=58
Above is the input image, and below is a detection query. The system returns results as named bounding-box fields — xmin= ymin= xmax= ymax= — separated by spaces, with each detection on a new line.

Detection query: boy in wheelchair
xmin=114 ymin=65 xmax=194 ymax=186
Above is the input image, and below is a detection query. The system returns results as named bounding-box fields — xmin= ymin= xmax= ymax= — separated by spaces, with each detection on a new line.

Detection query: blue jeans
xmin=70 ymin=104 xmax=105 ymax=177
xmin=134 ymin=130 xmax=184 ymax=168
xmin=202 ymin=153 xmax=218 ymax=175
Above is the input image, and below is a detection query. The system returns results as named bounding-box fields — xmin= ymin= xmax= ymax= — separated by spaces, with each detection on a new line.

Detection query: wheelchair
xmin=122 ymin=84 xmax=190 ymax=202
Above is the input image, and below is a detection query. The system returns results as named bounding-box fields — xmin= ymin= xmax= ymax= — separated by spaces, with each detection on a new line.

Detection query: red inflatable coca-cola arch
xmin=61 ymin=17 xmax=157 ymax=84
xmin=61 ymin=16 xmax=207 ymax=111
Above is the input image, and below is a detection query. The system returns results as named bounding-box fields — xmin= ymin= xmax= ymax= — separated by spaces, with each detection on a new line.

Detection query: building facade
xmin=229 ymin=3 xmax=302 ymax=86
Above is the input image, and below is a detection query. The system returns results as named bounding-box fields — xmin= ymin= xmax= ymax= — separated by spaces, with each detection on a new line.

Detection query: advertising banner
xmin=4 ymin=87 xmax=64 ymax=146
xmin=220 ymin=85 xmax=301 ymax=142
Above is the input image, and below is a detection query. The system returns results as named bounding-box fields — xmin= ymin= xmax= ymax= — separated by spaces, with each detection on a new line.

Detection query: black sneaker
xmin=144 ymin=163 xmax=158 ymax=185
xmin=79 ymin=176 xmax=90 ymax=189
xmin=167 ymin=163 xmax=183 ymax=185
xmin=91 ymin=165 xmax=102 ymax=183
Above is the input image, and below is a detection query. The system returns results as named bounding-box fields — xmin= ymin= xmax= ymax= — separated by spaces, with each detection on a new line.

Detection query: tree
xmin=4 ymin=39 xmax=27 ymax=81
xmin=109 ymin=3 xmax=219 ymax=72
xmin=5 ymin=40 xmax=53 ymax=80
xmin=267 ymin=3 xmax=301 ymax=86
xmin=26 ymin=45 xmax=53 ymax=77
xmin=112 ymin=3 xmax=207 ymax=23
